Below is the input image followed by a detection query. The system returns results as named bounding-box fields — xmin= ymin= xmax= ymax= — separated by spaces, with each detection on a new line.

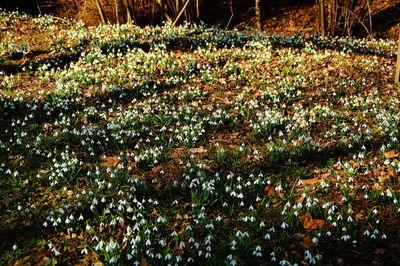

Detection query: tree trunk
xmin=95 ymin=0 xmax=106 ymax=24
xmin=396 ymin=31 xmax=400 ymax=83
xmin=115 ymin=0 xmax=119 ymax=24
xmin=196 ymin=0 xmax=200 ymax=19
xmin=319 ymin=0 xmax=326 ymax=36
xmin=255 ymin=0 xmax=262 ymax=31
xmin=155 ymin=0 xmax=174 ymax=22
xmin=122 ymin=0 xmax=136 ymax=24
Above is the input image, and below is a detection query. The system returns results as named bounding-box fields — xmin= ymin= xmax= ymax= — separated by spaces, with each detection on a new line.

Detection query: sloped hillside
xmin=1 ymin=10 xmax=400 ymax=265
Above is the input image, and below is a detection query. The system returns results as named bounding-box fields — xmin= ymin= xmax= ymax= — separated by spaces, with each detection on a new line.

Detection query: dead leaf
xmin=103 ymin=156 xmax=119 ymax=167
xmin=151 ymin=166 xmax=162 ymax=173
xmin=299 ymin=212 xmax=325 ymax=231
xmin=189 ymin=146 xmax=207 ymax=154
xmin=296 ymin=197 xmax=305 ymax=203
xmin=140 ymin=258 xmax=149 ymax=266
xmin=355 ymin=210 xmax=365 ymax=221
xmin=374 ymin=248 xmax=386 ymax=255
xmin=130 ymin=161 xmax=137 ymax=168
xmin=377 ymin=167 xmax=397 ymax=185
xmin=299 ymin=235 xmax=318 ymax=249
xmin=300 ymin=178 xmax=323 ymax=185
xmin=203 ymin=165 xmax=211 ymax=170
xmin=384 ymin=150 xmax=398 ymax=159
xmin=264 ymin=185 xmax=275 ymax=197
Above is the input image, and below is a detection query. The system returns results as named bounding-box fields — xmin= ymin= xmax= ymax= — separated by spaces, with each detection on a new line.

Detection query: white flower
xmin=281 ymin=222 xmax=288 ymax=229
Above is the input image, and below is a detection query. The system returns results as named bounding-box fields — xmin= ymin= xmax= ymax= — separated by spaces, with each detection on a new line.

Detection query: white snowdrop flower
xmin=12 ymin=245 xmax=17 ymax=250
xmin=279 ymin=260 xmax=290 ymax=265
xmin=341 ymin=235 xmax=351 ymax=241
xmin=81 ymin=248 xmax=88 ymax=255
xmin=281 ymin=222 xmax=288 ymax=229
xmin=312 ymin=237 xmax=318 ymax=243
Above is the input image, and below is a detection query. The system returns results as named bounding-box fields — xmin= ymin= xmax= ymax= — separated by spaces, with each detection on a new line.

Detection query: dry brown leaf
xmin=296 ymin=197 xmax=305 ymax=203
xmin=377 ymin=167 xmax=397 ymax=185
xmin=203 ymin=165 xmax=211 ymax=171
xmin=374 ymin=248 xmax=386 ymax=255
xmin=140 ymin=258 xmax=149 ymax=266
xmin=387 ymin=167 xmax=396 ymax=176
xmin=103 ymin=156 xmax=119 ymax=167
xmin=189 ymin=146 xmax=207 ymax=154
xmin=384 ymin=150 xmax=398 ymax=159
xmin=130 ymin=161 xmax=137 ymax=168
xmin=201 ymin=104 xmax=214 ymax=110
xmin=299 ymin=235 xmax=318 ymax=249
xmin=299 ymin=212 xmax=325 ymax=231
xmin=264 ymin=185 xmax=275 ymax=197
xmin=151 ymin=166 xmax=162 ymax=173
xmin=300 ymin=178 xmax=323 ymax=185
xmin=355 ymin=210 xmax=365 ymax=221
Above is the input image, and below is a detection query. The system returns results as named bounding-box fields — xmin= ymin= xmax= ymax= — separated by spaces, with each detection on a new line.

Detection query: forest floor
xmin=1 ymin=10 xmax=400 ymax=265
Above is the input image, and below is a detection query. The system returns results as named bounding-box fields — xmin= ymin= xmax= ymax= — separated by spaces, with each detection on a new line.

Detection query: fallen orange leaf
xmin=374 ymin=248 xmax=386 ymax=255
xmin=355 ymin=210 xmax=365 ymax=221
xmin=299 ymin=212 xmax=325 ymax=231
xmin=384 ymin=150 xmax=398 ymax=159
xmin=103 ymin=156 xmax=119 ymax=167
xmin=189 ymin=146 xmax=208 ymax=154
xmin=296 ymin=196 xmax=305 ymax=203
xmin=264 ymin=185 xmax=275 ymax=197
xmin=151 ymin=166 xmax=162 ymax=173
xmin=140 ymin=258 xmax=149 ymax=266
xmin=300 ymin=178 xmax=323 ymax=185
xmin=300 ymin=235 xmax=318 ymax=249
